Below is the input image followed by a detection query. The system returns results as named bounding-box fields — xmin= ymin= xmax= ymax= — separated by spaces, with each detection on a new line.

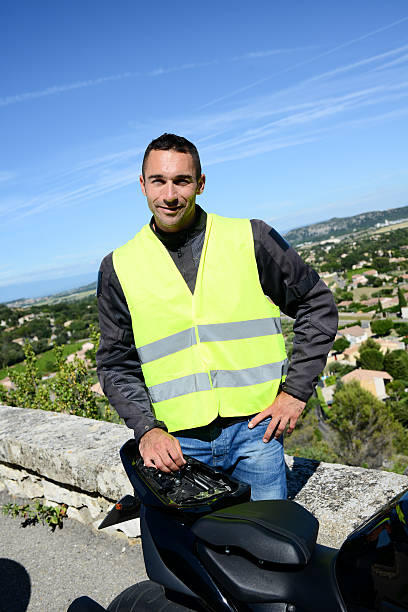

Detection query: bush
xmin=370 ymin=319 xmax=394 ymax=336
xmin=333 ymin=338 xmax=350 ymax=353
xmin=358 ymin=349 xmax=384 ymax=371
xmin=328 ymin=381 xmax=397 ymax=468
xmin=384 ymin=350 xmax=408 ymax=381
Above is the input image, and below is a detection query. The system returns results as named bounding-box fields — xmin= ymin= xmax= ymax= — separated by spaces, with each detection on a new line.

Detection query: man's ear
xmin=139 ymin=174 xmax=146 ymax=196
xmin=196 ymin=174 xmax=206 ymax=195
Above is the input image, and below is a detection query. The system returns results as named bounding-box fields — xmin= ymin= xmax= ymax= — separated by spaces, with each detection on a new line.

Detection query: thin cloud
xmin=198 ymin=15 xmax=408 ymax=111
xmin=0 ymin=171 xmax=17 ymax=183
xmin=0 ymin=73 xmax=135 ymax=108
xmin=232 ymin=47 xmax=315 ymax=60
xmin=148 ymin=60 xmax=218 ymax=76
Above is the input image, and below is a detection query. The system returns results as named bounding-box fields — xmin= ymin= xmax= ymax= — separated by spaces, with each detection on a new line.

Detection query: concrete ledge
xmin=1 ymin=405 xmax=408 ymax=546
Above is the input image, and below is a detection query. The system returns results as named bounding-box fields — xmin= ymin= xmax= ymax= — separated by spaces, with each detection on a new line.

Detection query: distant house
xmin=321 ymin=385 xmax=336 ymax=406
xmin=401 ymin=307 xmax=408 ymax=320
xmin=351 ymin=274 xmax=368 ymax=288
xmin=18 ymin=313 xmax=35 ymax=325
xmin=338 ymin=325 xmax=370 ymax=345
xmin=363 ymin=269 xmax=378 ymax=277
xmin=376 ymin=337 xmax=405 ymax=354
xmin=341 ymin=369 xmax=392 ymax=401
xmin=380 ymin=297 xmax=399 ymax=309
xmin=341 ymin=344 xmax=361 ymax=365
xmin=361 ymin=297 xmax=380 ymax=307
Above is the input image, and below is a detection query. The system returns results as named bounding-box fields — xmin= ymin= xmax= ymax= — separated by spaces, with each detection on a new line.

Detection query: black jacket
xmin=96 ymin=207 xmax=338 ymax=442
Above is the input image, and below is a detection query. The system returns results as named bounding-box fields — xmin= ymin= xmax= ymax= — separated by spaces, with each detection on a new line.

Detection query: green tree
xmin=332 ymin=337 xmax=350 ymax=353
xmin=328 ymin=381 xmax=396 ymax=468
xmin=389 ymin=398 xmax=408 ymax=427
xmin=370 ymin=319 xmax=394 ymax=336
xmin=359 ymin=337 xmax=381 ymax=353
xmin=358 ymin=348 xmax=384 ymax=371
xmin=50 ymin=345 xmax=100 ymax=419
xmin=398 ymin=287 xmax=407 ymax=310
xmin=7 ymin=343 xmax=51 ymax=410
xmin=384 ymin=350 xmax=408 ymax=381
xmin=386 ymin=379 xmax=407 ymax=402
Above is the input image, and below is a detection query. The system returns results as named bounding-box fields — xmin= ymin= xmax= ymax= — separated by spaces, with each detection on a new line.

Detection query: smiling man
xmin=96 ymin=133 xmax=338 ymax=500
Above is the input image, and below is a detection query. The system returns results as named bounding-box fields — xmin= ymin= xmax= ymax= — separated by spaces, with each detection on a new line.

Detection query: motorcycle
xmin=68 ymin=439 xmax=408 ymax=612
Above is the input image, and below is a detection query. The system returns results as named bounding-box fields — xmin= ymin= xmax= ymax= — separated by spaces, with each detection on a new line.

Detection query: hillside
xmin=284 ymin=205 xmax=408 ymax=246
xmin=6 ymin=282 xmax=97 ymax=308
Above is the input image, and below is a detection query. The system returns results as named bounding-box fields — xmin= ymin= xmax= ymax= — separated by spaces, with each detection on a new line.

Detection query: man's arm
xmin=96 ymin=253 xmax=185 ymax=471
xmin=250 ymin=220 xmax=338 ymax=438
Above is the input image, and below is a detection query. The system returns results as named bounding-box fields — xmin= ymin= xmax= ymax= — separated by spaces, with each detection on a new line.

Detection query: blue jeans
xmin=174 ymin=417 xmax=287 ymax=500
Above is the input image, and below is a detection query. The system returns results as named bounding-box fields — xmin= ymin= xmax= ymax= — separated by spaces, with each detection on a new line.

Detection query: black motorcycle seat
xmin=192 ymin=500 xmax=319 ymax=566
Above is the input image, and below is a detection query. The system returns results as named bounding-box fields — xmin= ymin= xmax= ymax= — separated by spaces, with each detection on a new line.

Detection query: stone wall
xmin=1 ymin=405 xmax=408 ymax=546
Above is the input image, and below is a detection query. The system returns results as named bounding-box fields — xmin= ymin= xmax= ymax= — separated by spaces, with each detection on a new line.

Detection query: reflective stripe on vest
xmin=138 ymin=317 xmax=283 ymax=363
xmin=113 ymin=213 xmax=288 ymax=432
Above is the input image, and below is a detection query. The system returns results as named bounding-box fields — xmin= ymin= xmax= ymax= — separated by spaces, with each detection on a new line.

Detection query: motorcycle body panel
xmin=336 ymin=488 xmax=408 ymax=612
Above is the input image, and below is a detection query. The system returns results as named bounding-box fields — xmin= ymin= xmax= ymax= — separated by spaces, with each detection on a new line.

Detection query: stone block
xmin=66 ymin=506 xmax=92 ymax=524
xmin=21 ymin=476 xmax=43 ymax=499
xmin=0 ymin=463 xmax=28 ymax=481
xmin=4 ymin=478 xmax=27 ymax=497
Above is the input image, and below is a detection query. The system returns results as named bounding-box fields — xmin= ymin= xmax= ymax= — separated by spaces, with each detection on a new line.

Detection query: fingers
xmin=248 ymin=409 xmax=269 ymax=429
xmin=139 ymin=429 xmax=186 ymax=472
xmin=248 ymin=392 xmax=306 ymax=442
xmin=262 ymin=415 xmax=288 ymax=443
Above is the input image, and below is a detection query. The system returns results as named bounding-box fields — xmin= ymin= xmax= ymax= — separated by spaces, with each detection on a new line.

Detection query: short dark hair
xmin=142 ymin=133 xmax=202 ymax=179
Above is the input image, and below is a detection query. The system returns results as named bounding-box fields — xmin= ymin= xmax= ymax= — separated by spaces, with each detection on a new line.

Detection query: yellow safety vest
xmin=113 ymin=213 xmax=287 ymax=432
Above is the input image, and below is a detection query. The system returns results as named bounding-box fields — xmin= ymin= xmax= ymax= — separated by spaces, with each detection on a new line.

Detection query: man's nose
xmin=163 ymin=182 xmax=178 ymax=203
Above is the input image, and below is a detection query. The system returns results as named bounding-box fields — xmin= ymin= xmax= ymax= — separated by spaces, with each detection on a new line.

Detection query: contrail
xmin=0 ymin=72 xmax=134 ymax=108
xmin=197 ymin=15 xmax=408 ymax=111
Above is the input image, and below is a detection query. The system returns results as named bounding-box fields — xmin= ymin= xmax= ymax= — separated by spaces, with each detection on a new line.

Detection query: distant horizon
xmin=2 ymin=201 xmax=407 ymax=304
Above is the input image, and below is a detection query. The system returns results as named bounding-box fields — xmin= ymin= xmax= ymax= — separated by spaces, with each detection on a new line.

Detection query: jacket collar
xmin=149 ymin=205 xmax=207 ymax=249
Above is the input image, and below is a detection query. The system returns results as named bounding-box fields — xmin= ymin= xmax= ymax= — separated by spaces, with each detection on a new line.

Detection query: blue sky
xmin=1 ymin=1 xmax=408 ymax=301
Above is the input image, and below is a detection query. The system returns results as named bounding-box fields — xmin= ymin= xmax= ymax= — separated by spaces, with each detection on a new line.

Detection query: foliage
xmin=389 ymin=398 xmax=408 ymax=427
xmin=383 ymin=350 xmax=408 ymax=381
xmin=85 ymin=324 xmax=100 ymax=366
xmin=359 ymin=337 xmax=381 ymax=352
xmin=0 ymin=339 xmax=24 ymax=369
xmin=4 ymin=342 xmax=108 ymax=420
xmin=394 ymin=322 xmax=408 ymax=336
xmin=49 ymin=345 xmax=100 ymax=419
xmin=2 ymin=501 xmax=67 ymax=531
xmin=0 ymin=342 xmax=83 ymax=380
xmin=370 ymin=319 xmax=394 ymax=336
xmin=358 ymin=348 xmax=384 ymax=371
xmin=386 ymin=380 xmax=407 ymax=403
xmin=332 ymin=338 xmax=350 ymax=353
xmin=7 ymin=343 xmax=50 ymax=410
xmin=327 ymin=362 xmax=355 ymax=377
xmin=398 ymin=287 xmax=407 ymax=309
xmin=328 ymin=381 xmax=397 ymax=468
xmin=285 ymin=410 xmax=339 ymax=464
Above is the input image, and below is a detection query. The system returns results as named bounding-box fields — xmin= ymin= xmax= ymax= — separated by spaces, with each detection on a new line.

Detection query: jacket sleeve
xmin=96 ymin=253 xmax=167 ymax=442
xmin=251 ymin=220 xmax=338 ymax=402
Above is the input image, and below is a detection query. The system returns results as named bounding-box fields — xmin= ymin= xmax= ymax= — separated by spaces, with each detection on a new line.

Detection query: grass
xmin=353 ymin=286 xmax=393 ymax=300
xmin=0 ymin=341 xmax=84 ymax=380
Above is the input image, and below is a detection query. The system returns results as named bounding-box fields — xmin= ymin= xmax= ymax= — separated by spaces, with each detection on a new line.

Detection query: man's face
xmin=140 ymin=149 xmax=205 ymax=233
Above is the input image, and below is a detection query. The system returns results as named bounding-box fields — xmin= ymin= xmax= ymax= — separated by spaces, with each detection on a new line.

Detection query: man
xmin=96 ymin=133 xmax=337 ymax=500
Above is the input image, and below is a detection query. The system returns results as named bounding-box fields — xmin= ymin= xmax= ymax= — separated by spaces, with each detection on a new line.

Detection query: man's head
xmin=140 ymin=133 xmax=205 ymax=233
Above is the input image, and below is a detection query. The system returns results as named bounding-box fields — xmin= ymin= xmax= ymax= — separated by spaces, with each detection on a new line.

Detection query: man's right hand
xmin=139 ymin=428 xmax=186 ymax=473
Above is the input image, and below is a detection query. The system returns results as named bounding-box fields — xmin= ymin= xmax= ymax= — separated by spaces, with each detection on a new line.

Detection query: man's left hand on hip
xmin=248 ymin=391 xmax=306 ymax=442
